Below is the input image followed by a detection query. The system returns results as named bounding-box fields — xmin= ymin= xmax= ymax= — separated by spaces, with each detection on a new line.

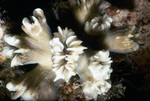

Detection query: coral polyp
xmin=77 ymin=50 xmax=112 ymax=100
xmin=50 ymin=26 xmax=87 ymax=82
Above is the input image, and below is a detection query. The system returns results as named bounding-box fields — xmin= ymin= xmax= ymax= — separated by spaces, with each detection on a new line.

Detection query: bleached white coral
xmin=3 ymin=6 xmax=115 ymax=101
xmin=85 ymin=15 xmax=113 ymax=35
xmin=50 ymin=26 xmax=87 ymax=82
xmin=77 ymin=50 xmax=112 ymax=100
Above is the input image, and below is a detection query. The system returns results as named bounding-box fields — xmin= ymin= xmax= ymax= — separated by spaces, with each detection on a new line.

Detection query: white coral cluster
xmin=85 ymin=15 xmax=113 ymax=35
xmin=77 ymin=50 xmax=112 ymax=100
xmin=3 ymin=7 xmax=113 ymax=101
xmin=0 ymin=0 xmax=140 ymax=100
xmin=50 ymin=26 xmax=87 ymax=82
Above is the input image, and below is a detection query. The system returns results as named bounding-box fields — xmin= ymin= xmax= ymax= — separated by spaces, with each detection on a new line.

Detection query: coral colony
xmin=1 ymin=0 xmax=141 ymax=100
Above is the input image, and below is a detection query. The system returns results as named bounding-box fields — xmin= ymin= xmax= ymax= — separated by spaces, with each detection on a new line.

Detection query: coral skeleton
xmin=2 ymin=0 xmax=141 ymax=100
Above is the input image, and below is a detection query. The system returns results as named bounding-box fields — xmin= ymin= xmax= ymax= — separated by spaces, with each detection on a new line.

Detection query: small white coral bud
xmin=6 ymin=82 xmax=27 ymax=99
xmin=6 ymin=82 xmax=17 ymax=91
xmin=11 ymin=55 xmax=23 ymax=67
xmin=2 ymin=47 xmax=15 ymax=58
xmin=22 ymin=17 xmax=42 ymax=37
xmin=21 ymin=90 xmax=37 ymax=100
xmin=7 ymin=82 xmax=27 ymax=100
xmin=49 ymin=38 xmax=64 ymax=54
xmin=85 ymin=15 xmax=113 ymax=35
xmin=50 ymin=26 xmax=87 ymax=82
xmin=4 ymin=34 xmax=20 ymax=47
xmin=82 ymin=82 xmax=98 ymax=100
xmin=33 ymin=8 xmax=46 ymax=23
xmin=14 ymin=49 xmax=30 ymax=54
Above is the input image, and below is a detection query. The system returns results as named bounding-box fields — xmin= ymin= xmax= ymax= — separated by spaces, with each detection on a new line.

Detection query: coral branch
xmin=3 ymin=8 xmax=55 ymax=100
xmin=6 ymin=66 xmax=58 ymax=100
xmin=3 ymin=8 xmax=52 ymax=68
xmin=22 ymin=8 xmax=52 ymax=40
xmin=69 ymin=0 xmax=101 ymax=24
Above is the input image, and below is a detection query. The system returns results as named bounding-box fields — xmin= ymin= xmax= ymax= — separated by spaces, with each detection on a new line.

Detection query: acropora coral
xmin=1 ymin=0 xmax=141 ymax=100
